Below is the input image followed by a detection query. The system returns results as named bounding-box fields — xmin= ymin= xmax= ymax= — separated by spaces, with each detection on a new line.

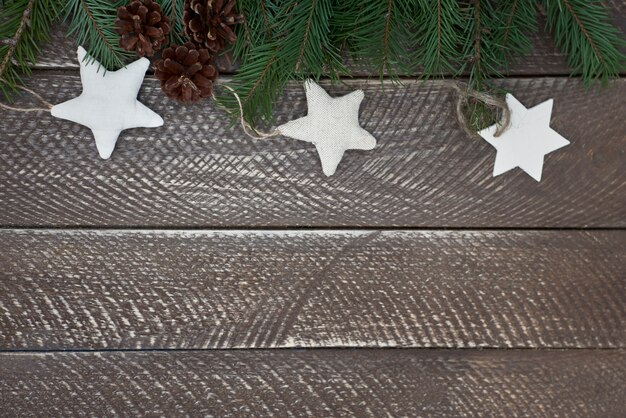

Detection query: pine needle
xmin=221 ymin=0 xmax=346 ymax=125
xmin=0 ymin=0 xmax=64 ymax=100
xmin=333 ymin=0 xmax=415 ymax=79
xmin=414 ymin=0 xmax=464 ymax=76
xmin=544 ymin=0 xmax=625 ymax=85
xmin=62 ymin=0 xmax=133 ymax=71
xmin=158 ymin=0 xmax=185 ymax=46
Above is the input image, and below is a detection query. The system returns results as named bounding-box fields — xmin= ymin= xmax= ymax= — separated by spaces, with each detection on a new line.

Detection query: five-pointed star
xmin=478 ymin=93 xmax=569 ymax=182
xmin=277 ymin=80 xmax=376 ymax=176
xmin=51 ymin=46 xmax=163 ymax=159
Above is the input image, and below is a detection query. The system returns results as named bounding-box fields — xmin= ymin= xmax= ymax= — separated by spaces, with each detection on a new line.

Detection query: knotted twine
xmin=2 ymin=80 xmax=510 ymax=138
xmin=0 ymin=83 xmax=53 ymax=112
xmin=217 ymin=80 xmax=511 ymax=140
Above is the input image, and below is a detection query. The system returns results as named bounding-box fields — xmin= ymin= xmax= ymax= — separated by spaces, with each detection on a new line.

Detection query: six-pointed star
xmin=51 ymin=46 xmax=163 ymax=159
xmin=478 ymin=93 xmax=569 ymax=182
xmin=277 ymin=80 xmax=376 ymax=176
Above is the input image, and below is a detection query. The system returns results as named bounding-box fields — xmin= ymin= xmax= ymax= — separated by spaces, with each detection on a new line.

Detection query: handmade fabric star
xmin=478 ymin=93 xmax=569 ymax=182
xmin=277 ymin=80 xmax=376 ymax=176
xmin=51 ymin=46 xmax=163 ymax=159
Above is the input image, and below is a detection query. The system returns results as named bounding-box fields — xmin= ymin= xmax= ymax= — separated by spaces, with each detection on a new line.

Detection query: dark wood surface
xmin=1 ymin=229 xmax=624 ymax=350
xmin=1 ymin=76 xmax=624 ymax=227
xmin=1 ymin=15 xmax=625 ymax=415
xmin=2 ymin=350 xmax=625 ymax=417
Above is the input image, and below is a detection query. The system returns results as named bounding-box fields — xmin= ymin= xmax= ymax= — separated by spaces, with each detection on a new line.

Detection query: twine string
xmin=0 ymin=83 xmax=54 ymax=112
xmin=216 ymin=85 xmax=280 ymax=140
xmin=218 ymin=81 xmax=510 ymax=140
xmin=445 ymin=81 xmax=510 ymax=137
xmin=1 ymin=78 xmax=508 ymax=136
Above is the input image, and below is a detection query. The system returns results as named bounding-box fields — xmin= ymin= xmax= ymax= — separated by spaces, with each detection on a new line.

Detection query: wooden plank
xmin=36 ymin=3 xmax=626 ymax=74
xmin=1 ymin=229 xmax=624 ymax=350
xmin=1 ymin=77 xmax=624 ymax=228
xmin=1 ymin=349 xmax=624 ymax=416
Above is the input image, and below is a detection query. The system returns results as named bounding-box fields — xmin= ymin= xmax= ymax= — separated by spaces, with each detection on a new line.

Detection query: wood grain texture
xmin=1 ymin=77 xmax=625 ymax=228
xmin=2 ymin=349 xmax=625 ymax=417
xmin=1 ymin=229 xmax=624 ymax=350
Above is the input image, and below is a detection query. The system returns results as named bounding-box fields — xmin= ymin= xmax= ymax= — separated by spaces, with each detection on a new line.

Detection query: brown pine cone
xmin=183 ymin=0 xmax=244 ymax=53
xmin=154 ymin=42 xmax=218 ymax=103
xmin=116 ymin=0 xmax=171 ymax=57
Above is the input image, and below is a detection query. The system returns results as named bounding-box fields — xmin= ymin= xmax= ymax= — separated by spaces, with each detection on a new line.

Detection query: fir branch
xmin=158 ymin=0 xmax=184 ymax=46
xmin=294 ymin=1 xmax=315 ymax=72
xmin=544 ymin=0 xmax=625 ymax=84
xmin=0 ymin=0 xmax=63 ymax=100
xmin=460 ymin=0 xmax=507 ymax=131
xmin=277 ymin=0 xmax=344 ymax=78
xmin=462 ymin=0 xmax=496 ymax=88
xmin=232 ymin=0 xmax=277 ymax=62
xmin=0 ymin=0 xmax=34 ymax=81
xmin=63 ymin=0 xmax=133 ymax=70
xmin=259 ymin=0 xmax=272 ymax=39
xmin=218 ymin=43 xmax=283 ymax=123
xmin=414 ymin=0 xmax=464 ymax=76
xmin=223 ymin=0 xmax=345 ymax=125
xmin=381 ymin=0 xmax=393 ymax=74
xmin=502 ymin=0 xmax=521 ymax=46
xmin=497 ymin=0 xmax=537 ymax=63
xmin=333 ymin=0 xmax=414 ymax=78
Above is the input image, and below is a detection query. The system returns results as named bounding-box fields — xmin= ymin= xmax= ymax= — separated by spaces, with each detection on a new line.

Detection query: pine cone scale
xmin=177 ymin=46 xmax=190 ymax=60
xmin=183 ymin=0 xmax=243 ymax=53
xmin=145 ymin=26 xmax=162 ymax=38
xmin=183 ymin=50 xmax=200 ymax=66
xmin=163 ymin=58 xmax=185 ymax=74
xmin=147 ymin=12 xmax=161 ymax=26
xmin=115 ymin=0 xmax=170 ymax=57
xmin=120 ymin=34 xmax=138 ymax=51
xmin=187 ymin=62 xmax=203 ymax=75
xmin=193 ymin=74 xmax=212 ymax=88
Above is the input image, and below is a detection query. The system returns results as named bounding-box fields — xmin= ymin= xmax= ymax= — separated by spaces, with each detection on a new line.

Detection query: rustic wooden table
xmin=1 ymin=13 xmax=625 ymax=417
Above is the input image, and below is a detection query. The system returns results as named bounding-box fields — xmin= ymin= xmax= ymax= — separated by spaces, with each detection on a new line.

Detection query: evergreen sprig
xmin=496 ymin=0 xmax=537 ymax=63
xmin=414 ymin=0 xmax=464 ymax=76
xmin=333 ymin=0 xmax=415 ymax=79
xmin=62 ymin=0 xmax=132 ymax=71
xmin=544 ymin=0 xmax=625 ymax=85
xmin=231 ymin=0 xmax=275 ymax=62
xmin=221 ymin=0 xmax=347 ymax=125
xmin=461 ymin=0 xmax=503 ymax=89
xmin=0 ymin=0 xmax=63 ymax=99
xmin=159 ymin=0 xmax=185 ymax=46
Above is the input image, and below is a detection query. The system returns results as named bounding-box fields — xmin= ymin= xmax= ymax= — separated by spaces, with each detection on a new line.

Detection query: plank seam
xmin=1 ymin=226 xmax=624 ymax=231
xmin=1 ymin=347 xmax=624 ymax=353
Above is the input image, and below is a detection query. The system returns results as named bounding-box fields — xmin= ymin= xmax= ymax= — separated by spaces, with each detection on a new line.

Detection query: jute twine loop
xmin=1 ymin=78 xmax=509 ymax=138
xmin=1 ymin=79 xmax=509 ymax=139
xmin=218 ymin=81 xmax=510 ymax=140
xmin=445 ymin=81 xmax=510 ymax=137
xmin=214 ymin=85 xmax=280 ymax=140
xmin=0 ymin=82 xmax=54 ymax=112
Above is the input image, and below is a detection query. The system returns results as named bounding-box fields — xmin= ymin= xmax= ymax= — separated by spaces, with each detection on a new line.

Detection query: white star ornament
xmin=478 ymin=93 xmax=569 ymax=182
xmin=277 ymin=80 xmax=376 ymax=176
xmin=51 ymin=46 xmax=163 ymax=159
